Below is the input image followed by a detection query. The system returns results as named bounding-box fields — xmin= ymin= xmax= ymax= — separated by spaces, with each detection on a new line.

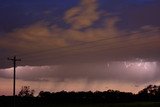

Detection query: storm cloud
xmin=0 ymin=0 xmax=160 ymax=68
xmin=0 ymin=0 xmax=160 ymax=95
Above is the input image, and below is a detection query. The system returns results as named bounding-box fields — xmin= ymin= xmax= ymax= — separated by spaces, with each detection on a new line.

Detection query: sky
xmin=0 ymin=0 xmax=160 ymax=96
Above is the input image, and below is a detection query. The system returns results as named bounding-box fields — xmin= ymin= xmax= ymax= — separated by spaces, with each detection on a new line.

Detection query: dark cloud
xmin=1 ymin=27 xmax=160 ymax=68
xmin=0 ymin=0 xmax=160 ymax=68
xmin=119 ymin=1 xmax=160 ymax=30
xmin=0 ymin=0 xmax=78 ymax=33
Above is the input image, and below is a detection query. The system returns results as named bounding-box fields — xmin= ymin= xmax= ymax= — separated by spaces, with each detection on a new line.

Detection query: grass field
xmin=33 ymin=102 xmax=160 ymax=107
xmin=2 ymin=101 xmax=160 ymax=107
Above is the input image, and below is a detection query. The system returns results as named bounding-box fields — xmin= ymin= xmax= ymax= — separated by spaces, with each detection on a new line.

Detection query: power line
xmin=16 ymin=29 xmax=159 ymax=58
xmin=23 ymin=36 xmax=160 ymax=63
xmin=15 ymin=30 xmax=160 ymax=63
xmin=21 ymin=31 xmax=160 ymax=61
xmin=0 ymin=30 xmax=159 ymax=65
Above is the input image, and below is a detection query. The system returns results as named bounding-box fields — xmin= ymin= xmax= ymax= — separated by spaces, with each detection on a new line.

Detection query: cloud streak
xmin=0 ymin=60 xmax=159 ymax=84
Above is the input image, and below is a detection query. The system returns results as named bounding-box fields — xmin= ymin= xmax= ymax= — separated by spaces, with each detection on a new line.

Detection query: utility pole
xmin=8 ymin=56 xmax=21 ymax=107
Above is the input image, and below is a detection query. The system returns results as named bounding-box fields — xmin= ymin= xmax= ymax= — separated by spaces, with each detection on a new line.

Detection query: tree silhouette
xmin=18 ymin=86 xmax=35 ymax=97
xmin=138 ymin=85 xmax=159 ymax=95
xmin=1 ymin=84 xmax=160 ymax=107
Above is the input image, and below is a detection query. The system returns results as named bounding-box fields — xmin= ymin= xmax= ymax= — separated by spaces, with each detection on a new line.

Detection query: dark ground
xmin=1 ymin=102 xmax=160 ymax=107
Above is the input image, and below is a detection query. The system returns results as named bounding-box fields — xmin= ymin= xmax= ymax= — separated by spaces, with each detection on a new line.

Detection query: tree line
xmin=1 ymin=85 xmax=160 ymax=107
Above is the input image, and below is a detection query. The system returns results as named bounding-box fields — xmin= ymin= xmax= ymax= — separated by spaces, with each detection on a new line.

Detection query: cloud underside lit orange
xmin=0 ymin=0 xmax=160 ymax=67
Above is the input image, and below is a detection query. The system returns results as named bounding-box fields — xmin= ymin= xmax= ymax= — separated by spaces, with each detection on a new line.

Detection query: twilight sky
xmin=0 ymin=0 xmax=160 ymax=95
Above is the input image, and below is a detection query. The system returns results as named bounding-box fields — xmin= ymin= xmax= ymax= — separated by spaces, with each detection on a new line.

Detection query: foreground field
xmin=2 ymin=101 xmax=160 ymax=107
xmin=28 ymin=102 xmax=160 ymax=107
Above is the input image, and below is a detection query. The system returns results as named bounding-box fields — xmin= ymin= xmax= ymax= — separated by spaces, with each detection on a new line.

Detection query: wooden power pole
xmin=8 ymin=56 xmax=21 ymax=107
